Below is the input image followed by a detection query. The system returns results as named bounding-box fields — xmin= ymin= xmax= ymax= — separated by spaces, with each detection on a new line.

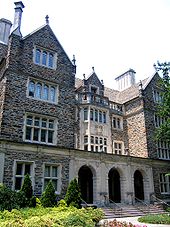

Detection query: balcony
xmin=77 ymin=92 xmax=109 ymax=107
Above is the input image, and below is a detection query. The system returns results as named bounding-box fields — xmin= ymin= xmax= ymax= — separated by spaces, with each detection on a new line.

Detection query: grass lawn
xmin=138 ymin=213 xmax=170 ymax=225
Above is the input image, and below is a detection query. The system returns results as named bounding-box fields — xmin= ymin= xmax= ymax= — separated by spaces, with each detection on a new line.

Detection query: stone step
xmin=102 ymin=204 xmax=168 ymax=218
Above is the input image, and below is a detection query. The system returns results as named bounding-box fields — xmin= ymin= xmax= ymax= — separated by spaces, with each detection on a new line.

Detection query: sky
xmin=1 ymin=0 xmax=170 ymax=88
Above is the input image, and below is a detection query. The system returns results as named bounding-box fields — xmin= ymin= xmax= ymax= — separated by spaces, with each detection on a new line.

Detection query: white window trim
xmin=33 ymin=46 xmax=57 ymax=70
xmin=152 ymin=88 xmax=163 ymax=103
xmin=23 ymin=113 xmax=58 ymax=145
xmin=12 ymin=160 xmax=35 ymax=191
xmin=43 ymin=163 xmax=62 ymax=194
xmin=112 ymin=115 xmax=123 ymax=130
xmin=113 ymin=141 xmax=124 ymax=155
xmin=157 ymin=141 xmax=170 ymax=160
xmin=159 ymin=173 xmax=170 ymax=195
xmin=26 ymin=77 xmax=59 ymax=104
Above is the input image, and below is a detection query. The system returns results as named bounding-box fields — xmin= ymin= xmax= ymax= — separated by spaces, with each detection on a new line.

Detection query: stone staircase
xmin=102 ymin=203 xmax=168 ymax=219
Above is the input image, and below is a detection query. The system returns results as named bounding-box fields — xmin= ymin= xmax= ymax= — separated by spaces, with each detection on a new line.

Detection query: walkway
xmin=99 ymin=216 xmax=170 ymax=227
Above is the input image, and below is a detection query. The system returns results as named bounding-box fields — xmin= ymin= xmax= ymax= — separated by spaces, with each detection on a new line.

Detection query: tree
xmin=154 ymin=61 xmax=170 ymax=142
xmin=41 ymin=181 xmax=56 ymax=207
xmin=21 ymin=174 xmax=33 ymax=199
xmin=64 ymin=178 xmax=82 ymax=208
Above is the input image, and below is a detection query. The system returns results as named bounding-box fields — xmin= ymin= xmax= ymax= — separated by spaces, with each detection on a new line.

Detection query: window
xmin=95 ymin=110 xmax=98 ymax=122
xmin=112 ymin=116 xmax=123 ymax=129
xmin=157 ymin=141 xmax=170 ymax=160
xmin=90 ymin=109 xmax=94 ymax=121
xmin=154 ymin=114 xmax=166 ymax=128
xmin=160 ymin=173 xmax=170 ymax=194
xmin=24 ymin=115 xmax=57 ymax=145
xmin=14 ymin=162 xmax=33 ymax=190
xmin=34 ymin=47 xmax=57 ymax=69
xmin=90 ymin=136 xmax=107 ymax=152
xmin=90 ymin=86 xmax=98 ymax=94
xmin=153 ymin=90 xmax=162 ymax=103
xmin=113 ymin=142 xmax=124 ymax=155
xmin=84 ymin=108 xmax=88 ymax=120
xmin=103 ymin=112 xmax=106 ymax=123
xmin=44 ymin=164 xmax=60 ymax=193
xmin=28 ymin=79 xmax=57 ymax=103
xmin=89 ymin=108 xmax=107 ymax=124
xmin=84 ymin=135 xmax=88 ymax=143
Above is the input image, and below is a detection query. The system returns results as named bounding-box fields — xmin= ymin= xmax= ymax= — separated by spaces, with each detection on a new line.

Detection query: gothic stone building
xmin=0 ymin=2 xmax=169 ymax=206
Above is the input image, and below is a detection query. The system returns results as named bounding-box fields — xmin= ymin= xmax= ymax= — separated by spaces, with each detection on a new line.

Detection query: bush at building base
xmin=41 ymin=180 xmax=56 ymax=207
xmin=64 ymin=178 xmax=82 ymax=208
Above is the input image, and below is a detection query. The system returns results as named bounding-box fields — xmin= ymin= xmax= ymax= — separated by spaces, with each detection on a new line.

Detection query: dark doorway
xmin=108 ymin=168 xmax=121 ymax=203
xmin=134 ymin=170 xmax=144 ymax=201
xmin=78 ymin=166 xmax=93 ymax=203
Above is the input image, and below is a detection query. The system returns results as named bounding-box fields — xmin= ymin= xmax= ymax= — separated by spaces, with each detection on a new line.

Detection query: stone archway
xmin=108 ymin=168 xmax=121 ymax=203
xmin=78 ymin=165 xmax=93 ymax=203
xmin=134 ymin=170 xmax=144 ymax=200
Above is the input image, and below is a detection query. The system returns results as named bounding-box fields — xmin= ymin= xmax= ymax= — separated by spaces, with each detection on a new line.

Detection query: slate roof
xmin=75 ymin=77 xmax=149 ymax=104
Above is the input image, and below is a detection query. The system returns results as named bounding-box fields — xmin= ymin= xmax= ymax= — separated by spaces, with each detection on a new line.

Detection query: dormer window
xmin=90 ymin=85 xmax=99 ymax=94
xmin=33 ymin=46 xmax=57 ymax=69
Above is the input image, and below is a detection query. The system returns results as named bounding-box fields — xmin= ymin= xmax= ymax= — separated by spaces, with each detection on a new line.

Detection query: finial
xmin=83 ymin=74 xmax=86 ymax=79
xmin=139 ymin=80 xmax=143 ymax=90
xmin=92 ymin=66 xmax=95 ymax=72
xmin=72 ymin=55 xmax=76 ymax=65
xmin=45 ymin=15 xmax=49 ymax=24
xmin=101 ymin=79 xmax=103 ymax=85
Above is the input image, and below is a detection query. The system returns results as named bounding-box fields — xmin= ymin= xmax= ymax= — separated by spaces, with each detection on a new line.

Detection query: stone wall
xmin=143 ymin=74 xmax=161 ymax=158
xmin=1 ymin=141 xmax=70 ymax=197
xmin=0 ymin=26 xmax=76 ymax=148
xmin=125 ymin=98 xmax=148 ymax=157
xmin=0 ymin=77 xmax=6 ymax=131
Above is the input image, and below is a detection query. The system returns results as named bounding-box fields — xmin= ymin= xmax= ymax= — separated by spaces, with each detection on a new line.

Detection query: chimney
xmin=12 ymin=1 xmax=25 ymax=36
xmin=0 ymin=18 xmax=12 ymax=44
xmin=115 ymin=69 xmax=136 ymax=91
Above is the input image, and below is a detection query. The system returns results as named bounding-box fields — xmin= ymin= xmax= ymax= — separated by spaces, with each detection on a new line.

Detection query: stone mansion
xmin=0 ymin=2 xmax=169 ymax=206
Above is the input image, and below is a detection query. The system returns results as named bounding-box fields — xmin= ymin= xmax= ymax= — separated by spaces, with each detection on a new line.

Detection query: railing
xmin=104 ymin=195 xmax=123 ymax=217
xmin=151 ymin=195 xmax=170 ymax=209
xmin=133 ymin=196 xmax=150 ymax=214
xmin=81 ymin=199 xmax=89 ymax=208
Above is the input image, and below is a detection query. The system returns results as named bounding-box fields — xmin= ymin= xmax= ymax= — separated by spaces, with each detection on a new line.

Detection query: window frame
xmin=113 ymin=141 xmax=124 ymax=155
xmin=33 ymin=46 xmax=57 ymax=70
xmin=43 ymin=163 xmax=61 ymax=194
xmin=23 ymin=113 xmax=58 ymax=145
xmin=13 ymin=160 xmax=34 ymax=191
xmin=27 ymin=78 xmax=58 ymax=104
xmin=159 ymin=173 xmax=170 ymax=194
xmin=112 ymin=115 xmax=123 ymax=130
xmin=157 ymin=141 xmax=170 ymax=160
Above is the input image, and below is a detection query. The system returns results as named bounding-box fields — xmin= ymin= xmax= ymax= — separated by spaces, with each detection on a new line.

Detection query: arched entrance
xmin=108 ymin=168 xmax=121 ymax=203
xmin=78 ymin=166 xmax=93 ymax=203
xmin=134 ymin=170 xmax=144 ymax=201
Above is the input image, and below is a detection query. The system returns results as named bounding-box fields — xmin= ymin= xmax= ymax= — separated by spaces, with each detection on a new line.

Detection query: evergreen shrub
xmin=41 ymin=181 xmax=56 ymax=207
xmin=64 ymin=178 xmax=82 ymax=208
xmin=0 ymin=184 xmax=18 ymax=211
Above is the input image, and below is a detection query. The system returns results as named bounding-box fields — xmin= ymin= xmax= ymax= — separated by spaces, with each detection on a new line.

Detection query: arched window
xmin=28 ymin=81 xmax=35 ymax=97
xmin=48 ymin=53 xmax=54 ymax=68
xmin=35 ymin=49 xmax=41 ymax=64
xmin=43 ymin=85 xmax=49 ymax=100
xmin=42 ymin=51 xmax=47 ymax=65
xmin=36 ymin=83 xmax=42 ymax=99
xmin=50 ymin=87 xmax=55 ymax=102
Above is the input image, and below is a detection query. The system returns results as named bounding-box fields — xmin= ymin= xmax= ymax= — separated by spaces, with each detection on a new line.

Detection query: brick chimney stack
xmin=12 ymin=1 xmax=25 ymax=36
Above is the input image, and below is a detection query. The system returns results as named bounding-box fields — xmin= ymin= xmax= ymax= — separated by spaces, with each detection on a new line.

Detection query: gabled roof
xmin=76 ymin=73 xmax=157 ymax=104
xmin=23 ymin=24 xmax=73 ymax=66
